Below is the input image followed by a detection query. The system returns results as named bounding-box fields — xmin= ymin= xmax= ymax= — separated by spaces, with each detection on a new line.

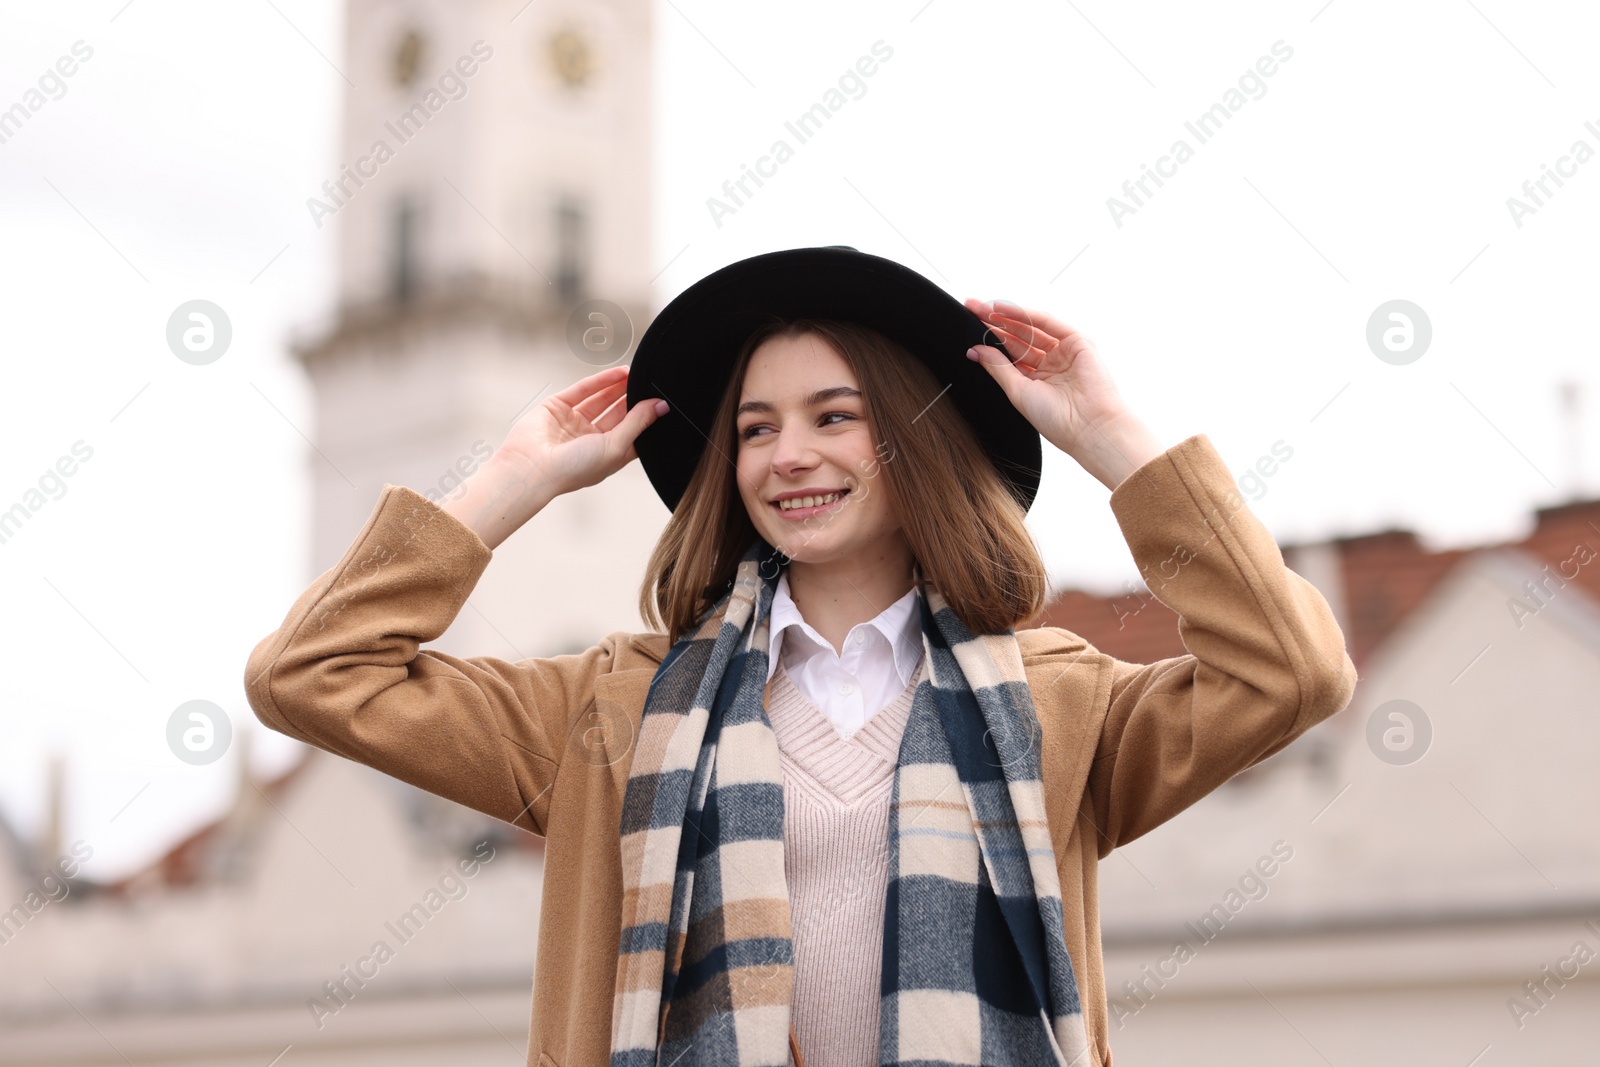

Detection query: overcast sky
xmin=2 ymin=0 xmax=1596 ymax=879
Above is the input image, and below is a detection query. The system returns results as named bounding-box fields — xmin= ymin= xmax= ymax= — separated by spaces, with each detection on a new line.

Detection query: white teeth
xmin=778 ymin=491 xmax=843 ymax=511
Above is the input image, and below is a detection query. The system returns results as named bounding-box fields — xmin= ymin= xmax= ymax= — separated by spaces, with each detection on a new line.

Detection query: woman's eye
xmin=739 ymin=412 xmax=854 ymax=441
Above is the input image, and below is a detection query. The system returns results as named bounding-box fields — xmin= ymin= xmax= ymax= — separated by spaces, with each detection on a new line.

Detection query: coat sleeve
xmin=242 ymin=483 xmax=631 ymax=838
xmin=1068 ymin=434 xmax=1359 ymax=856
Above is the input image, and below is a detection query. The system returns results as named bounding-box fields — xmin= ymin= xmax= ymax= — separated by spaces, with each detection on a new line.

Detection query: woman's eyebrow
xmin=736 ymin=386 xmax=862 ymax=417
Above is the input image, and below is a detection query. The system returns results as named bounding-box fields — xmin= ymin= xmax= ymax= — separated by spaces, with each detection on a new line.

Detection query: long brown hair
xmin=638 ymin=318 xmax=1047 ymax=644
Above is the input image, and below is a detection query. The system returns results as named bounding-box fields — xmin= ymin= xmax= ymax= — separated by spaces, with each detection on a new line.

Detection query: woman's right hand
xmin=440 ymin=365 xmax=668 ymax=550
xmin=496 ymin=365 xmax=668 ymax=497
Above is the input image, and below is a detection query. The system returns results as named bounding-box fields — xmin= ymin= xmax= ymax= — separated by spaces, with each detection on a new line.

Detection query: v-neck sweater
xmin=765 ymin=653 xmax=927 ymax=1067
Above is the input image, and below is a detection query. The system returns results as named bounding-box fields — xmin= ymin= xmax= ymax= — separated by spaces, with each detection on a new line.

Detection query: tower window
xmin=392 ymin=195 xmax=420 ymax=305
xmin=554 ymin=196 xmax=586 ymax=305
xmin=392 ymin=30 xmax=426 ymax=89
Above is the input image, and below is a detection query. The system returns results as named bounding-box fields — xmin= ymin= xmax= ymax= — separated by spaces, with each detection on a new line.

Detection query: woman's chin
xmin=767 ymin=531 xmax=843 ymax=565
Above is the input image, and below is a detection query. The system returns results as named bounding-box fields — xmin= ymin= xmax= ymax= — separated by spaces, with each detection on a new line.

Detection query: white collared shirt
xmin=764 ymin=569 xmax=925 ymax=742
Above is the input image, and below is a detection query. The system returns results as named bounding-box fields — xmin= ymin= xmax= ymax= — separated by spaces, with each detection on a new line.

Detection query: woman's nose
xmin=770 ymin=424 xmax=818 ymax=473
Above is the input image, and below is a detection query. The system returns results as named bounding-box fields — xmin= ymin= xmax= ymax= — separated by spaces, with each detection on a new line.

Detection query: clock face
xmin=548 ymin=27 xmax=594 ymax=87
xmin=393 ymin=29 xmax=425 ymax=88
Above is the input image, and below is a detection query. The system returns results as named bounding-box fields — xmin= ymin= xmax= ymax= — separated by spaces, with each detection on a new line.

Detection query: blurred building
xmin=0 ymin=735 xmax=547 ymax=1066
xmin=1036 ymin=499 xmax=1600 ymax=1067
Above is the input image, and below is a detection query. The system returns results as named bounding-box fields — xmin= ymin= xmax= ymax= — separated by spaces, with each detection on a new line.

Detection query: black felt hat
xmin=625 ymin=245 xmax=1043 ymax=514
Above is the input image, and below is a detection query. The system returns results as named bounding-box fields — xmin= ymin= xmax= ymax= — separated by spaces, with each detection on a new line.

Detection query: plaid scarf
xmin=610 ymin=538 xmax=1091 ymax=1067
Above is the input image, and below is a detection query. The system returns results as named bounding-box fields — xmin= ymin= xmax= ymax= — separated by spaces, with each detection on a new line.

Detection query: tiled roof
xmin=103 ymin=751 xmax=544 ymax=894
xmin=101 ymin=755 xmax=316 ymax=894
xmin=1026 ymin=496 xmax=1600 ymax=671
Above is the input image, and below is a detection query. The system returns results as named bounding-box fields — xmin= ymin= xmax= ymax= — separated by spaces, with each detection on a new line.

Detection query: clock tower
xmin=293 ymin=0 xmax=663 ymax=661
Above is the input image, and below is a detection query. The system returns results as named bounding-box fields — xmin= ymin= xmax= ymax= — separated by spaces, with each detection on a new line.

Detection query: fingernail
xmin=654 ymin=400 xmax=669 ymax=415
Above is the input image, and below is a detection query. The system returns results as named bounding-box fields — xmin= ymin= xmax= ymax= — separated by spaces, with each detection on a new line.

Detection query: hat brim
xmin=626 ymin=245 xmax=1043 ymax=514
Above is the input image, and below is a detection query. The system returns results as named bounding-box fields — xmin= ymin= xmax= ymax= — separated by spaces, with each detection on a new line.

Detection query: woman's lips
xmin=771 ymin=489 xmax=849 ymax=520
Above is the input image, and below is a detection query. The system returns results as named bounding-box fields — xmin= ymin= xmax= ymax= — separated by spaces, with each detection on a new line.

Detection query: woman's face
xmin=734 ymin=332 xmax=905 ymax=567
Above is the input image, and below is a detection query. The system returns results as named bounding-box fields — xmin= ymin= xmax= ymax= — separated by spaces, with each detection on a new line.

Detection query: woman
xmin=244 ymin=246 xmax=1357 ymax=1067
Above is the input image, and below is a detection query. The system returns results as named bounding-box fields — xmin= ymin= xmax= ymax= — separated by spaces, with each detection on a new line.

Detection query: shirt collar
xmin=765 ymin=568 xmax=924 ymax=686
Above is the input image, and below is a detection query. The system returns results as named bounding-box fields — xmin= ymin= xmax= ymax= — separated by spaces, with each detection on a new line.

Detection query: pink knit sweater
xmin=765 ymin=653 xmax=928 ymax=1067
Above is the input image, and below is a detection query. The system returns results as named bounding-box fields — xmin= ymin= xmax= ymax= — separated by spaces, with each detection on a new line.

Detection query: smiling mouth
xmin=772 ymin=488 xmax=851 ymax=517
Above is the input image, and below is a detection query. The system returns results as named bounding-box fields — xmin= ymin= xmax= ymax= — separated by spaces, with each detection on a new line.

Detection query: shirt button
xmin=839 ymin=683 xmax=854 ymax=695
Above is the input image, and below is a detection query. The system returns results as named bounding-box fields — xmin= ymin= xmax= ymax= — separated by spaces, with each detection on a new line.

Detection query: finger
xmin=991 ymin=300 xmax=1078 ymax=345
xmin=991 ymin=316 xmax=1059 ymax=354
xmin=988 ymin=325 xmax=1048 ymax=368
xmin=551 ymin=365 xmax=630 ymax=410
xmin=607 ymin=394 xmax=667 ymax=451
xmin=573 ymin=376 xmax=630 ymax=421
xmin=968 ymin=298 xmax=1059 ymax=358
xmin=965 ymin=297 xmax=1013 ymax=331
xmin=592 ymin=391 xmax=636 ymax=433
xmin=986 ymin=308 xmax=1061 ymax=354
xmin=966 ymin=343 xmax=1031 ymax=402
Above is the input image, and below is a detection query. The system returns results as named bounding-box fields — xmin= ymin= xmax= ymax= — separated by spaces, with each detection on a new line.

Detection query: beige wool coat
xmin=243 ymin=432 xmax=1358 ymax=1067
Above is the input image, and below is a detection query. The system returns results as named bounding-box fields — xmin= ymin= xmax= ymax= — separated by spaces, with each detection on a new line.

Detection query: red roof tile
xmin=1027 ymin=496 xmax=1600 ymax=672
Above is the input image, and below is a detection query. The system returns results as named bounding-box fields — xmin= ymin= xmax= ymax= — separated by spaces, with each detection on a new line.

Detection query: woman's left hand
xmin=963 ymin=298 xmax=1167 ymax=489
